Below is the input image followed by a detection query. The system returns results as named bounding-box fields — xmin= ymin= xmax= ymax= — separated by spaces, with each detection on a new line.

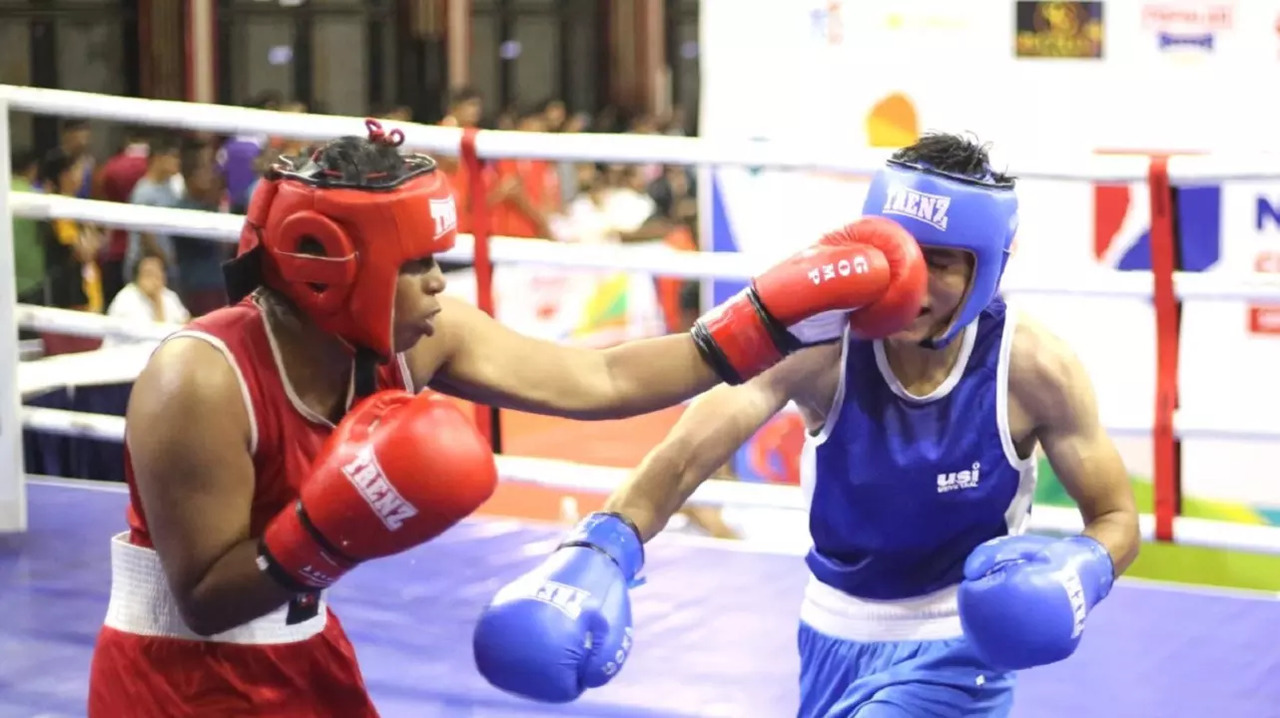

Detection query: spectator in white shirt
xmin=103 ymin=251 xmax=189 ymax=347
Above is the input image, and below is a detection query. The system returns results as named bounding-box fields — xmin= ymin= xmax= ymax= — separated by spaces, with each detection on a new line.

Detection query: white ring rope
xmin=17 ymin=339 xmax=1278 ymax=442
xmin=0 ymin=85 xmax=1148 ymax=181
xmin=8 ymin=86 xmax=1280 ymax=552
xmin=10 ymin=192 xmax=1280 ymax=302
xmin=18 ymin=304 xmax=176 ymax=342
xmin=19 ymin=404 xmax=1280 ymax=555
xmin=11 ymin=85 xmax=1280 ymax=184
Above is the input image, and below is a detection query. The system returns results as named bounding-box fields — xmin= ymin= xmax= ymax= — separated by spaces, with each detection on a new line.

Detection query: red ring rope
xmin=1147 ymin=155 xmax=1180 ymax=542
xmin=459 ymin=128 xmax=498 ymax=449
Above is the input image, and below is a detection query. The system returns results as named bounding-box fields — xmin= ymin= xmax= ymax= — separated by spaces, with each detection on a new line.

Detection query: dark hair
xmin=307 ymin=133 xmax=407 ymax=186
xmin=374 ymin=102 xmax=411 ymax=119
xmin=37 ymin=148 xmax=81 ymax=188
xmin=891 ymin=132 xmax=1013 ymax=185
xmin=517 ymin=104 xmax=548 ymax=123
xmin=11 ymin=147 xmax=39 ymax=175
xmin=134 ymin=248 xmax=168 ymax=277
xmin=247 ymin=90 xmax=284 ymax=110
xmin=534 ymin=98 xmax=564 ymax=115
xmin=449 ymin=86 xmax=482 ymax=107
xmin=179 ymin=143 xmax=213 ymax=179
xmin=148 ymin=133 xmax=181 ymax=158
xmin=122 ymin=125 xmax=151 ymax=144
xmin=61 ymin=118 xmax=90 ymax=133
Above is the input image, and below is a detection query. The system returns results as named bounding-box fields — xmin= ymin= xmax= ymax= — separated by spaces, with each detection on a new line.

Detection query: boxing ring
xmin=4 ymin=86 xmax=1280 ymax=717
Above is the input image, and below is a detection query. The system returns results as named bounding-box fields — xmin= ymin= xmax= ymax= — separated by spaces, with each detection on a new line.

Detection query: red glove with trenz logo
xmin=259 ymin=391 xmax=498 ymax=591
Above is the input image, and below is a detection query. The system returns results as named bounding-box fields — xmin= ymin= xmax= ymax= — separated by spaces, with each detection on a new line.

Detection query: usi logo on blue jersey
xmin=937 ymin=462 xmax=982 ymax=493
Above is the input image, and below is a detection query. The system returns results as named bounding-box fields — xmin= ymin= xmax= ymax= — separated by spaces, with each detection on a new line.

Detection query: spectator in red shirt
xmin=437 ymin=87 xmax=487 ymax=236
xmin=492 ymin=107 xmax=562 ymax=240
xmin=93 ymin=126 xmax=151 ymax=305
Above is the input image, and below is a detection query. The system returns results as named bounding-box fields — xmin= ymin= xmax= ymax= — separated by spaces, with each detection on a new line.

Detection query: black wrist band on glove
xmin=292 ymin=502 xmax=358 ymax=566
xmin=690 ymin=322 xmax=743 ymax=385
xmin=602 ymin=511 xmax=645 ymax=549
xmin=746 ymin=289 xmax=801 ymax=354
xmin=557 ymin=511 xmax=646 ymax=572
xmin=256 ymin=541 xmax=315 ymax=594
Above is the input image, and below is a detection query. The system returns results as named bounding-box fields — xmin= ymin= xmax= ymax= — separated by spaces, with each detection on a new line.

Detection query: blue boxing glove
xmin=473 ymin=512 xmax=644 ymax=703
xmin=957 ymin=533 xmax=1114 ymax=671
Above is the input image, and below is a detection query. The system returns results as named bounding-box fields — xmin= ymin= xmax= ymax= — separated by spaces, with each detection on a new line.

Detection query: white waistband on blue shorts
xmin=799 ymin=574 xmax=963 ymax=642
xmin=103 ymin=531 xmax=328 ymax=645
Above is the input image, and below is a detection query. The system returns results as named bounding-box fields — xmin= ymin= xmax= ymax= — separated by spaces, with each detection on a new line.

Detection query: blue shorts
xmin=797 ymin=621 xmax=1015 ymax=718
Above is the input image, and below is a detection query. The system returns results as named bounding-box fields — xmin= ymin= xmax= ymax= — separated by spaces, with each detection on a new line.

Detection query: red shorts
xmin=87 ymin=533 xmax=379 ymax=717
xmin=88 ymin=611 xmax=379 ymax=718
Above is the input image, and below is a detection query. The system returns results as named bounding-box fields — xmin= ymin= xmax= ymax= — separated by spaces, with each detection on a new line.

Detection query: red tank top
xmin=123 ymin=295 xmax=415 ymax=545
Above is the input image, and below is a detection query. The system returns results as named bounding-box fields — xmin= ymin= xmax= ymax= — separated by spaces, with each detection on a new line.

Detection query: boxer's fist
xmin=958 ymin=534 xmax=1115 ymax=671
xmin=843 ymin=216 xmax=930 ymax=339
xmin=259 ymin=391 xmax=498 ymax=591
xmin=691 ymin=216 xmax=926 ymax=384
xmin=473 ymin=513 xmax=644 ymax=703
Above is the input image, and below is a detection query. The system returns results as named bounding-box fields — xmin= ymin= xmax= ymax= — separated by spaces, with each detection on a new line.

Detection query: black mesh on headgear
xmin=275 ymin=119 xmax=436 ymax=192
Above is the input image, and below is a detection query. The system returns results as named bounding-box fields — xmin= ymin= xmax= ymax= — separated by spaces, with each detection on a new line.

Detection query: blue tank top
xmin=801 ymin=298 xmax=1037 ymax=600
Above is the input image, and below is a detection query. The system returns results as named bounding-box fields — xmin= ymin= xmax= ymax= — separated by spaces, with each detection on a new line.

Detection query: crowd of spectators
xmin=10 ymin=89 xmax=733 ymax=538
xmin=10 ymin=88 xmax=701 ymax=349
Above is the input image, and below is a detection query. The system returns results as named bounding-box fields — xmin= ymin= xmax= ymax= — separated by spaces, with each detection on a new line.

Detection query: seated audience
xmin=39 ymin=148 xmax=102 ymax=313
xmin=103 ymin=251 xmax=189 ymax=347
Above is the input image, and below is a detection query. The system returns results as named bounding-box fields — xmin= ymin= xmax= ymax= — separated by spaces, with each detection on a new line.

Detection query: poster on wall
xmin=1014 ymin=0 xmax=1106 ymax=58
xmin=699 ymin=0 xmax=1280 ymax=557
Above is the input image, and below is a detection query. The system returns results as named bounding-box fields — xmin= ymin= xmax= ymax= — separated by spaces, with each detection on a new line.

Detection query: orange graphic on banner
xmin=1250 ymin=251 xmax=1280 ymax=336
xmin=866 ymin=93 xmax=919 ymax=149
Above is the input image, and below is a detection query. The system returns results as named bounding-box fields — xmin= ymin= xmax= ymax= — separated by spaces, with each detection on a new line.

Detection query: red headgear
xmin=233 ymin=120 xmax=458 ymax=360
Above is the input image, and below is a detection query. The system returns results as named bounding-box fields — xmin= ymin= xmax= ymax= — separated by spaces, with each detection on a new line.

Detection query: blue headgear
xmin=861 ymin=159 xmax=1019 ymax=348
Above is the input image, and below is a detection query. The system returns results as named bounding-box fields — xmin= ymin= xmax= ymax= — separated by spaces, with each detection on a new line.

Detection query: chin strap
xmin=352 ymin=348 xmax=380 ymax=401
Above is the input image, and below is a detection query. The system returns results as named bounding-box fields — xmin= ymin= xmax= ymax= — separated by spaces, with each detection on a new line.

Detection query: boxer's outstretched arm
xmin=421 ymin=218 xmax=919 ymax=420
xmin=128 ymin=338 xmax=295 ymax=636
xmin=423 ymin=295 xmax=719 ymax=420
xmin=1014 ymin=319 xmax=1141 ymax=573
xmin=604 ymin=345 xmax=836 ymax=540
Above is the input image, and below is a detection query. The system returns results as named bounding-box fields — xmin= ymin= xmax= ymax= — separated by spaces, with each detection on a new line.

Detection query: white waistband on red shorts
xmin=799 ymin=574 xmax=963 ymax=642
xmin=104 ymin=531 xmax=328 ymax=644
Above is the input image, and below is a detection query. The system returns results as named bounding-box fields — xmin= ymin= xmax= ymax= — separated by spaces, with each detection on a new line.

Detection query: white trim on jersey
xmin=872 ymin=319 xmax=978 ymax=404
xmin=259 ymin=297 xmax=342 ymax=428
xmin=161 ymin=329 xmax=260 ymax=456
xmin=797 ymin=304 xmax=1043 ymax=624
xmin=799 ymin=325 xmax=851 ymax=510
xmin=997 ymin=301 xmax=1039 ymax=536
xmin=809 ymin=326 xmax=852 ymax=448
xmin=396 ymin=353 xmax=416 ymax=392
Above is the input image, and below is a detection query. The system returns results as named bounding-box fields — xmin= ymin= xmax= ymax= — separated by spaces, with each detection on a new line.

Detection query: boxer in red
xmin=86 ymin=119 xmax=928 ymax=717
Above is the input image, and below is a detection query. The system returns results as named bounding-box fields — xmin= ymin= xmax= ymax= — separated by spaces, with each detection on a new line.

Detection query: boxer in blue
xmin=471 ymin=133 xmax=1142 ymax=717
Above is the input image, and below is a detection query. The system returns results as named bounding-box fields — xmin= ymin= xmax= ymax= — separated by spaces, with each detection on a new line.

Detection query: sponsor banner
xmin=699 ymin=0 xmax=1280 ymax=523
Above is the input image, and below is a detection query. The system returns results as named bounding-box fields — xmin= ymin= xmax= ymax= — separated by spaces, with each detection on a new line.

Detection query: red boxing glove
xmin=259 ymin=391 xmax=498 ymax=591
xmin=692 ymin=216 xmax=926 ymax=384
xmin=846 ymin=217 xmax=929 ymax=339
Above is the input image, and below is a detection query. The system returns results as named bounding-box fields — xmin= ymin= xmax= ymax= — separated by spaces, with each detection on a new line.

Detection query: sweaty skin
xmin=602 ymin=310 xmax=1140 ymax=574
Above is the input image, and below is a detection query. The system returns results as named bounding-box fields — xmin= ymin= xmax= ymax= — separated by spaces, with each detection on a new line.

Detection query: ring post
xmin=0 ymin=92 xmax=30 ymax=533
